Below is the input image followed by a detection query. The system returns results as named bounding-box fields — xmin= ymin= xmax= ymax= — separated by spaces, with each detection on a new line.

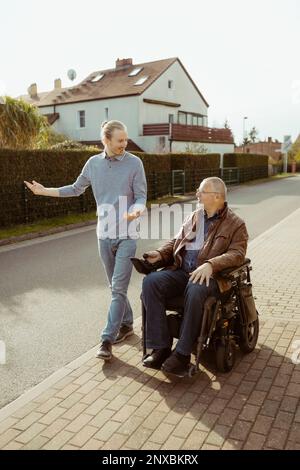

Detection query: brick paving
xmin=0 ymin=208 xmax=299 ymax=450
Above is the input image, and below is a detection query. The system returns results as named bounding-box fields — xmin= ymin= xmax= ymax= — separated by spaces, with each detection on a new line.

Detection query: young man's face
xmin=104 ymin=129 xmax=128 ymax=155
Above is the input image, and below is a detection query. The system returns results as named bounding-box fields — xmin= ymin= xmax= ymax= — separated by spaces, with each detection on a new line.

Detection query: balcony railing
xmin=143 ymin=123 xmax=234 ymax=144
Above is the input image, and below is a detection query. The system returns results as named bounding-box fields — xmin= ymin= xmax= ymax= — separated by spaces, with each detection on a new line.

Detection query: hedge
xmin=0 ymin=149 xmax=269 ymax=227
xmin=223 ymin=153 xmax=269 ymax=168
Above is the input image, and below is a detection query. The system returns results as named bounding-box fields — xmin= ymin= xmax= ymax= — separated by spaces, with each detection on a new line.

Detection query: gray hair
xmin=201 ymin=177 xmax=227 ymax=199
xmin=101 ymin=120 xmax=127 ymax=140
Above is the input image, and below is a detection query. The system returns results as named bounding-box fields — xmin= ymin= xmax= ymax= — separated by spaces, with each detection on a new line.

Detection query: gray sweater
xmin=58 ymin=151 xmax=147 ymax=239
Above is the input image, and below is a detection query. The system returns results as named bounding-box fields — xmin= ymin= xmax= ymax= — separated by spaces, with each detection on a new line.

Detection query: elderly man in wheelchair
xmin=132 ymin=177 xmax=259 ymax=378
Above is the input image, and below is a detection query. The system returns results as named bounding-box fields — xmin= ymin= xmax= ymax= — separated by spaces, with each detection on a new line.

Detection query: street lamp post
xmin=243 ymin=116 xmax=248 ymax=153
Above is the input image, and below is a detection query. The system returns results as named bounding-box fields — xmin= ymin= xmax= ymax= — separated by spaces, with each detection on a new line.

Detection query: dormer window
xmin=128 ymin=67 xmax=143 ymax=77
xmin=91 ymin=73 xmax=104 ymax=82
xmin=134 ymin=76 xmax=149 ymax=86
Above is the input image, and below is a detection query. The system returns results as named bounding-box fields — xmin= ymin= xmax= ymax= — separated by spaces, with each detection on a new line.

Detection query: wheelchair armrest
xmin=218 ymin=258 xmax=251 ymax=279
xmin=130 ymin=257 xmax=161 ymax=275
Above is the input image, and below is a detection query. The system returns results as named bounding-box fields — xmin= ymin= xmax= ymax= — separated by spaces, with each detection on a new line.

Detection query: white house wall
xmin=138 ymin=60 xmax=208 ymax=132
xmin=171 ymin=141 xmax=234 ymax=156
xmin=133 ymin=60 xmax=211 ymax=151
xmin=139 ymin=136 xmax=168 ymax=154
xmin=140 ymin=137 xmax=234 ymax=157
xmin=39 ymin=97 xmax=139 ymax=142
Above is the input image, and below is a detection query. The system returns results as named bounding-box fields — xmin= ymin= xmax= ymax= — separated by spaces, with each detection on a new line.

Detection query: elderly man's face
xmin=196 ymin=183 xmax=219 ymax=207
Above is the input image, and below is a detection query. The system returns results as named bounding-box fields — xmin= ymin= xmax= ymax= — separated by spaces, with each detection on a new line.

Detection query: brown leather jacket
xmin=155 ymin=203 xmax=249 ymax=292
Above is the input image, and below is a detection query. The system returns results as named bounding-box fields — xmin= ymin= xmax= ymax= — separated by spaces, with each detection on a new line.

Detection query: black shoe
xmin=142 ymin=348 xmax=171 ymax=369
xmin=113 ymin=325 xmax=134 ymax=344
xmin=161 ymin=352 xmax=190 ymax=378
xmin=95 ymin=341 xmax=112 ymax=360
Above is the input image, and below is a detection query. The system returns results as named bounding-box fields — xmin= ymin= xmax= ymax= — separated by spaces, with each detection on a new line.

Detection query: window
xmin=91 ymin=73 xmax=104 ymax=82
xmin=186 ymin=114 xmax=192 ymax=125
xmin=78 ymin=110 xmax=85 ymax=128
xmin=159 ymin=136 xmax=166 ymax=149
xmin=178 ymin=112 xmax=186 ymax=125
xmin=178 ymin=111 xmax=204 ymax=126
xmin=105 ymin=107 xmax=109 ymax=120
xmin=134 ymin=76 xmax=149 ymax=86
xmin=168 ymin=80 xmax=174 ymax=89
xmin=128 ymin=67 xmax=143 ymax=77
xmin=168 ymin=114 xmax=174 ymax=124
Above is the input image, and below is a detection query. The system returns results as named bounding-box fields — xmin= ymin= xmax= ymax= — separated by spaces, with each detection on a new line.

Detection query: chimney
xmin=268 ymin=137 xmax=272 ymax=143
xmin=28 ymin=83 xmax=38 ymax=98
xmin=115 ymin=58 xmax=133 ymax=69
xmin=54 ymin=78 xmax=62 ymax=90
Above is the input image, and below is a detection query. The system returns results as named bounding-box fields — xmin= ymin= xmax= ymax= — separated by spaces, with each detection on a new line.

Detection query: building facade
xmin=21 ymin=57 xmax=234 ymax=155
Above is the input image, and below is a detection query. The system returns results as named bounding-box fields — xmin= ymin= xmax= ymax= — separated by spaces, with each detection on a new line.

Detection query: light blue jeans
xmin=98 ymin=238 xmax=137 ymax=343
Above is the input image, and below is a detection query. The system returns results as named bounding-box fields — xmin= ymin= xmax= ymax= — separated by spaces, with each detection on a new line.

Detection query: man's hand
xmin=24 ymin=180 xmax=45 ymax=196
xmin=143 ymin=251 xmax=162 ymax=264
xmin=123 ymin=210 xmax=141 ymax=221
xmin=189 ymin=262 xmax=213 ymax=287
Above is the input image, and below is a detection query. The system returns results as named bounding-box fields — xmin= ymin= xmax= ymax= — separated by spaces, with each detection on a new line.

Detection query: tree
xmin=288 ymin=134 xmax=300 ymax=162
xmin=0 ymin=96 xmax=49 ymax=149
xmin=223 ymin=119 xmax=235 ymax=142
xmin=243 ymin=136 xmax=251 ymax=146
xmin=249 ymin=126 xmax=259 ymax=143
xmin=224 ymin=119 xmax=231 ymax=129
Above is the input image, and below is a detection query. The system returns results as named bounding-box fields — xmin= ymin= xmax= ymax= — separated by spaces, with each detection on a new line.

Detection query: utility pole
xmin=243 ymin=116 xmax=248 ymax=153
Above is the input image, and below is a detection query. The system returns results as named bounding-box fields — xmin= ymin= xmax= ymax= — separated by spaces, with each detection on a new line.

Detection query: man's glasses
xmin=196 ymin=190 xmax=219 ymax=194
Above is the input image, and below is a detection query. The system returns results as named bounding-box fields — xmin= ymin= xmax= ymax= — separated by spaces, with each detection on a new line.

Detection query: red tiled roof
xmin=19 ymin=57 xmax=209 ymax=108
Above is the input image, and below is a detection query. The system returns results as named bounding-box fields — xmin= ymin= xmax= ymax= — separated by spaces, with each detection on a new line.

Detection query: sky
xmin=0 ymin=0 xmax=299 ymax=144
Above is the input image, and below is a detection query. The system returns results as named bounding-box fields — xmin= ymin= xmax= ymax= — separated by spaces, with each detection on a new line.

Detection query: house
xmin=20 ymin=57 xmax=234 ymax=154
xmin=235 ymin=137 xmax=283 ymax=161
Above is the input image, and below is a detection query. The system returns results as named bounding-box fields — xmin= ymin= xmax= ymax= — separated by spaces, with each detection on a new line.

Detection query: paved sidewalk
xmin=0 ymin=209 xmax=300 ymax=450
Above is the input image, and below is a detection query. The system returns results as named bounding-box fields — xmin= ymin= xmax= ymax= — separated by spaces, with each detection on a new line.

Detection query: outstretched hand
xmin=123 ymin=210 xmax=141 ymax=221
xmin=189 ymin=262 xmax=213 ymax=287
xmin=24 ymin=180 xmax=45 ymax=196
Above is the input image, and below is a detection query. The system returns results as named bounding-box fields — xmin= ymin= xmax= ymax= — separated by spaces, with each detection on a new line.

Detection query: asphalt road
xmin=0 ymin=175 xmax=299 ymax=408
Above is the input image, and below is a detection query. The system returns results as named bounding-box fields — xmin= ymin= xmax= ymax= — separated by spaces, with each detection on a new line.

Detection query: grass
xmin=0 ymin=212 xmax=97 ymax=240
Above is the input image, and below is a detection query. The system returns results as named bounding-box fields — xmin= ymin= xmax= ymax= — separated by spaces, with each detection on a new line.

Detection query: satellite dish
xmin=67 ymin=69 xmax=77 ymax=81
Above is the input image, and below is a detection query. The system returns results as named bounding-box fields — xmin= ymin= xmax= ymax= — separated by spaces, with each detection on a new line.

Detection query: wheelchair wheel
xmin=215 ymin=339 xmax=236 ymax=373
xmin=239 ymin=314 xmax=259 ymax=354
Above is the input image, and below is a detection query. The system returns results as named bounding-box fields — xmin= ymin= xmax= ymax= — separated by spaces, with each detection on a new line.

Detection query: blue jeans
xmin=98 ymin=238 xmax=137 ymax=343
xmin=142 ymin=268 xmax=220 ymax=356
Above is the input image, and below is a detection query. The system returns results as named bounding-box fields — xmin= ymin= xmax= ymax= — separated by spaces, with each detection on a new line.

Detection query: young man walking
xmin=25 ymin=120 xmax=147 ymax=361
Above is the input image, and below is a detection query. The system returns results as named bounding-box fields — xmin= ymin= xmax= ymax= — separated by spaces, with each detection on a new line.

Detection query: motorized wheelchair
xmin=132 ymin=257 xmax=259 ymax=377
